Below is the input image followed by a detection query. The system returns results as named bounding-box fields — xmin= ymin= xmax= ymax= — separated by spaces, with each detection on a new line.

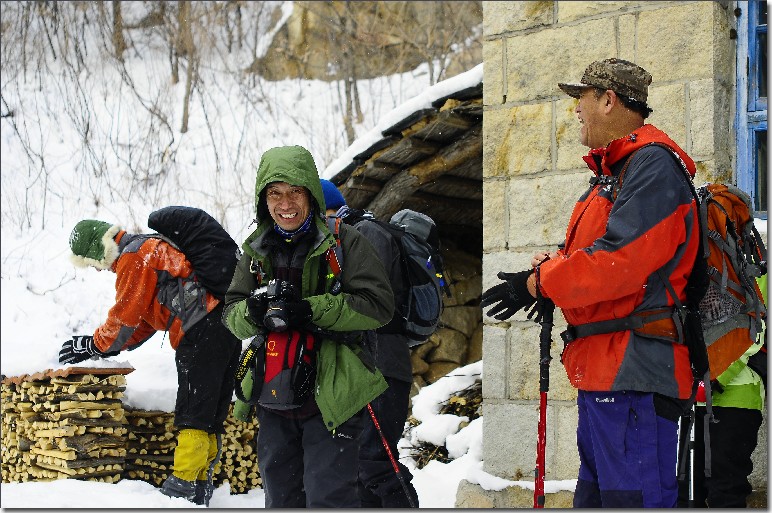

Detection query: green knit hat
xmin=69 ymin=220 xmax=121 ymax=270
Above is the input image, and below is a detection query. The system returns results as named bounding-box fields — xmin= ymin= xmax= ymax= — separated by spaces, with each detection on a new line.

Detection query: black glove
xmin=59 ymin=335 xmax=110 ymax=365
xmin=246 ymin=292 xmax=269 ymax=324
xmin=481 ymin=269 xmax=535 ymax=321
xmin=527 ymin=296 xmax=555 ymax=324
xmin=264 ymin=299 xmax=312 ymax=332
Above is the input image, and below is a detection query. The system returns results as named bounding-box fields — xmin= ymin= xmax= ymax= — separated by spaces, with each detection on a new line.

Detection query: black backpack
xmin=328 ymin=207 xmax=451 ymax=346
xmin=147 ymin=206 xmax=239 ymax=301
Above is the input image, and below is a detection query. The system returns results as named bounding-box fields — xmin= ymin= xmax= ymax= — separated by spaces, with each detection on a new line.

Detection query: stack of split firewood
xmin=1 ymin=369 xmax=131 ymax=484
xmin=1 ymin=379 xmax=31 ymax=483
xmin=215 ymin=404 xmax=260 ymax=493
xmin=2 ymin=368 xmax=262 ymax=494
xmin=121 ymin=405 xmax=261 ymax=493
xmin=122 ymin=408 xmax=176 ymax=486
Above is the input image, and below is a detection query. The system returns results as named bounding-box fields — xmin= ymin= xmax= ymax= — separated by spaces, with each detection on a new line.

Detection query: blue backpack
xmin=327 ymin=208 xmax=451 ymax=346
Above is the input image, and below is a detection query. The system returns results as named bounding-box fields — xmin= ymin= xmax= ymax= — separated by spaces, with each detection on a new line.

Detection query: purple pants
xmin=573 ymin=390 xmax=679 ymax=508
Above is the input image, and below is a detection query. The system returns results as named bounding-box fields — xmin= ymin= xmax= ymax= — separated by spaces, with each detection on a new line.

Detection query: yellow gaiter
xmin=172 ymin=428 xmax=210 ymax=482
xmin=196 ymin=433 xmax=221 ymax=481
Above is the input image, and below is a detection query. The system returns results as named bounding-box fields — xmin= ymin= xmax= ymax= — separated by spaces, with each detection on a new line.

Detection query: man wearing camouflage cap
xmin=482 ymin=58 xmax=699 ymax=507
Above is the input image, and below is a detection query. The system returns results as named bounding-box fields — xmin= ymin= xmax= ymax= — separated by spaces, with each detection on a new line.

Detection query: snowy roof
xmin=323 ymin=64 xmax=483 ymax=250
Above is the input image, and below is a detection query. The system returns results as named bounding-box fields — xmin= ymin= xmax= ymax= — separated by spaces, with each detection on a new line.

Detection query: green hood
xmin=255 ymin=145 xmax=326 ymax=222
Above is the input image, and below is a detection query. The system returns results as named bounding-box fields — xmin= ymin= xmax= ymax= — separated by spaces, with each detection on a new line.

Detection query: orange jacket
xmin=538 ymin=124 xmax=699 ymax=398
xmin=93 ymin=232 xmax=220 ymax=353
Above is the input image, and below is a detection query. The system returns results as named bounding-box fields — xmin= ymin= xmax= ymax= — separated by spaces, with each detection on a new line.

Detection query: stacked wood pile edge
xmin=1 ymin=368 xmax=259 ymax=494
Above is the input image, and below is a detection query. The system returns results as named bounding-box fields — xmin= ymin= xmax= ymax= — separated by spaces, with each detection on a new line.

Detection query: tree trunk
xmin=111 ymin=1 xmax=127 ymax=58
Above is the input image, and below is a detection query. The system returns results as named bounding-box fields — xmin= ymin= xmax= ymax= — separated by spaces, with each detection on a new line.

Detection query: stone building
xmin=465 ymin=0 xmax=768 ymax=508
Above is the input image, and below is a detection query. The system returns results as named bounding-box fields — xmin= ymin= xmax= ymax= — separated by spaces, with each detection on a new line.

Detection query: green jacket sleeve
xmin=306 ymin=223 xmax=394 ymax=332
xmin=223 ymin=252 xmax=264 ymax=340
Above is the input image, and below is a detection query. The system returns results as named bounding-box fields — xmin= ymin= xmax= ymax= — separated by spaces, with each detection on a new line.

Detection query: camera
xmin=263 ymin=279 xmax=298 ymax=332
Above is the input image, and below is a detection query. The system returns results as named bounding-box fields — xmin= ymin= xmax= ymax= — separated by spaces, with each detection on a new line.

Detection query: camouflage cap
xmin=558 ymin=58 xmax=652 ymax=104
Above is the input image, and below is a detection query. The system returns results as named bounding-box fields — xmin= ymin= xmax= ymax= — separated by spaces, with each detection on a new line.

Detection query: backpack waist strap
xmin=561 ymin=307 xmax=684 ymax=344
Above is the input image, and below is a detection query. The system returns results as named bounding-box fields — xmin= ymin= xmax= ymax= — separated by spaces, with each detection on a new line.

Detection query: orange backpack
xmin=695 ymin=183 xmax=767 ymax=379
xmin=608 ymin=145 xmax=766 ymax=385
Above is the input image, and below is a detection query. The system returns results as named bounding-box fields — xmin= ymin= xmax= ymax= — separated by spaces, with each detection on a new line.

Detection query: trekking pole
xmin=366 ymin=403 xmax=418 ymax=508
xmin=533 ymin=299 xmax=555 ymax=509
xmin=688 ymin=409 xmax=695 ymax=508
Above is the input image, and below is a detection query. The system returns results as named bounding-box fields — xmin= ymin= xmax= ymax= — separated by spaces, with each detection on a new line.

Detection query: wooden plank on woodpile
xmin=350 ymin=160 xmax=401 ymax=182
xmin=50 ymin=383 xmax=126 ymax=394
xmin=50 ymin=374 xmax=128 ymax=386
xmin=444 ymin=153 xmax=482 ymax=181
xmin=409 ymin=110 xmax=477 ymax=144
xmin=2 ymin=367 xmax=133 ymax=386
xmin=417 ymin=175 xmax=483 ymax=201
xmin=34 ymin=416 xmax=126 ymax=428
xmin=407 ymin=125 xmax=481 ymax=185
xmin=33 ymin=390 xmax=124 ymax=403
xmin=33 ymin=452 xmax=125 ymax=469
xmin=328 ymin=160 xmax=361 ymax=186
xmin=337 ymin=186 xmax=375 ymax=210
xmin=58 ymin=399 xmax=123 ymax=411
xmin=353 ymin=135 xmax=401 ymax=162
xmin=127 ymin=440 xmax=176 ymax=451
xmin=34 ymin=460 xmax=122 ymax=476
xmin=368 ymin=126 xmax=481 ymax=219
xmin=381 ymin=108 xmax=437 ymax=137
xmin=373 ymin=137 xmax=440 ymax=168
xmin=402 ymin=193 xmax=482 ymax=227
xmin=72 ymin=470 xmax=123 ymax=481
xmin=58 ymin=434 xmax=125 ymax=453
xmin=127 ymin=453 xmax=175 ymax=463
xmin=448 ymin=103 xmax=483 ymax=119
xmin=431 ymin=83 xmax=483 ymax=108
xmin=33 ymin=408 xmax=117 ymax=421
xmin=344 ymin=175 xmax=382 ymax=194
xmin=123 ymin=408 xmax=170 ymax=417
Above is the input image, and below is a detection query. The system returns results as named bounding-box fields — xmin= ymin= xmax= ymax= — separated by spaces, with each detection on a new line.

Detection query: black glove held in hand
xmin=59 ymin=335 xmax=108 ymax=365
xmin=246 ymin=292 xmax=269 ymax=324
xmin=527 ymin=297 xmax=555 ymax=324
xmin=283 ymin=299 xmax=313 ymax=328
xmin=265 ymin=299 xmax=312 ymax=332
xmin=481 ymin=269 xmax=535 ymax=321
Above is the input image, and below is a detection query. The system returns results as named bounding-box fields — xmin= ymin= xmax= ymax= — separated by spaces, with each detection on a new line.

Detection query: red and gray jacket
xmin=537 ymin=124 xmax=699 ymax=399
xmin=93 ymin=232 xmax=220 ymax=354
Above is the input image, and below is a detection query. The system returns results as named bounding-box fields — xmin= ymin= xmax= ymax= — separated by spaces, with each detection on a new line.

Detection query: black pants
xmin=174 ymin=303 xmax=240 ymax=433
xmin=357 ymin=377 xmax=418 ymax=508
xmin=677 ymin=406 xmax=762 ymax=508
xmin=256 ymin=406 xmax=365 ymax=508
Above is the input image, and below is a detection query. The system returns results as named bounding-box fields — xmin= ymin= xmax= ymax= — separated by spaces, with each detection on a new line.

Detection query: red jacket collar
xmin=582 ymin=124 xmax=696 ymax=178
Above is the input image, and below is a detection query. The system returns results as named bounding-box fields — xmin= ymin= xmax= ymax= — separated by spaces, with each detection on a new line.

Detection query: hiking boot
xmin=193 ymin=480 xmax=215 ymax=507
xmin=160 ymin=474 xmax=197 ymax=502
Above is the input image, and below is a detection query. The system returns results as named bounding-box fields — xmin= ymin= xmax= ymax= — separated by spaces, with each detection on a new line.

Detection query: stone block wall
xmin=479 ymin=0 xmax=766 ymax=506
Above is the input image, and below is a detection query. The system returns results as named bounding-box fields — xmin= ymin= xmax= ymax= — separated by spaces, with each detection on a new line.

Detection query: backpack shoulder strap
xmin=325 ymin=215 xmax=344 ymax=278
xmin=611 ymin=147 xmax=644 ymax=201
xmin=324 ymin=208 xmax=373 ymax=279
xmin=613 ymin=142 xmax=696 ymax=202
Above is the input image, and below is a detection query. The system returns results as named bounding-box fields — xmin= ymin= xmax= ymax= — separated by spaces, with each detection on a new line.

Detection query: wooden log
xmin=58 ymin=399 xmax=123 ymax=411
xmin=368 ymin=126 xmax=481 ymax=220
xmin=57 ymin=433 xmax=125 ymax=453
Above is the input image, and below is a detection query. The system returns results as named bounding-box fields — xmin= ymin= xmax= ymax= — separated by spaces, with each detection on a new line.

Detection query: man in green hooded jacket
xmin=223 ymin=145 xmax=394 ymax=507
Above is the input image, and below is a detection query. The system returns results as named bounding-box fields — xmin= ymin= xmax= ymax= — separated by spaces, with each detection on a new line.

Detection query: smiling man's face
xmin=576 ymin=87 xmax=609 ymax=149
xmin=265 ymin=181 xmax=312 ymax=232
